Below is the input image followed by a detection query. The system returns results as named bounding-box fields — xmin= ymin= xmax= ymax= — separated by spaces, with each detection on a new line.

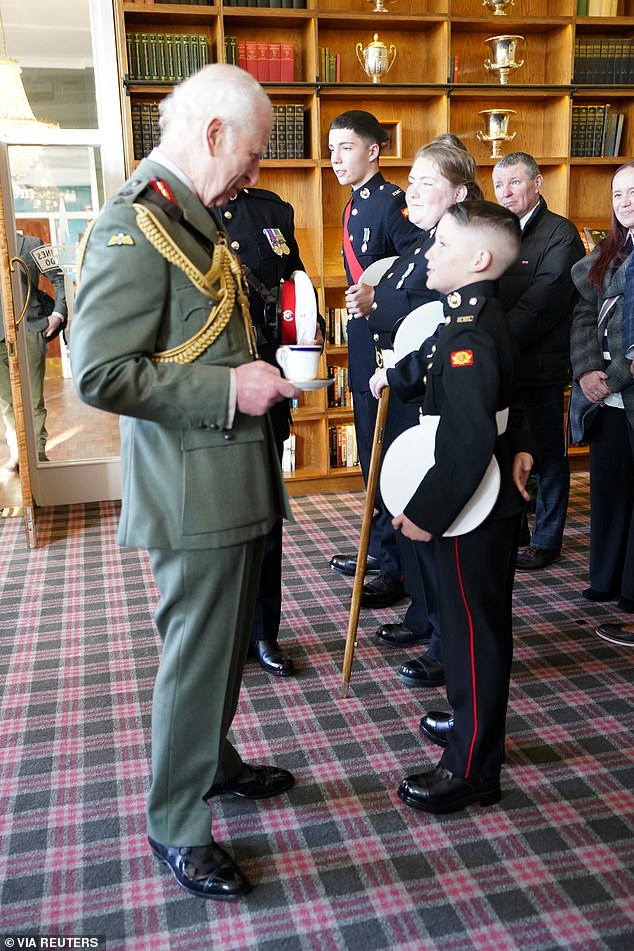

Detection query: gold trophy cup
xmin=356 ymin=34 xmax=397 ymax=84
xmin=482 ymin=0 xmax=515 ymax=13
xmin=476 ymin=108 xmax=517 ymax=158
xmin=484 ymin=35 xmax=524 ymax=85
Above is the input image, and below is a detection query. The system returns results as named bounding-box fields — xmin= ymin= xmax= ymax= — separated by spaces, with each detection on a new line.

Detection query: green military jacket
xmin=71 ymin=157 xmax=290 ymax=549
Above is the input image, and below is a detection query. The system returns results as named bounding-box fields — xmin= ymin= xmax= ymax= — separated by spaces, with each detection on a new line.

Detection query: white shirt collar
xmin=148 ymin=148 xmax=197 ymax=195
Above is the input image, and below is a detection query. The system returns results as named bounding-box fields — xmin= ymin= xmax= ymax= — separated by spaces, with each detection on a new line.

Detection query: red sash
xmin=342 ymin=199 xmax=364 ymax=284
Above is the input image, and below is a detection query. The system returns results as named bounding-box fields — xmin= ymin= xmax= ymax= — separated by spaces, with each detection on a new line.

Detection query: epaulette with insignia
xmin=392 ymin=188 xmax=403 ymax=196
xmin=138 ymin=177 xmax=182 ymax=221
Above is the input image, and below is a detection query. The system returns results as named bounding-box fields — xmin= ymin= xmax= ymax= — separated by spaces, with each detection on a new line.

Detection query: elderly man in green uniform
xmin=71 ymin=65 xmax=300 ymax=901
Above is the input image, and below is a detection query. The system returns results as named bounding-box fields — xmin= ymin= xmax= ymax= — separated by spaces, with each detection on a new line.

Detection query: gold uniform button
xmin=373 ymin=334 xmax=379 ymax=342
xmin=352 ymin=208 xmax=359 ymax=216
xmin=469 ymin=297 xmax=478 ymax=305
xmin=224 ymin=211 xmax=233 ymax=220
xmin=447 ymin=291 xmax=462 ymax=309
xmin=231 ymin=240 xmax=240 ymax=251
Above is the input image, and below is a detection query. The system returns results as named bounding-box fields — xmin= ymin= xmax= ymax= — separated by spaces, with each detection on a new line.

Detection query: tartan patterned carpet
xmin=1 ymin=473 xmax=633 ymax=950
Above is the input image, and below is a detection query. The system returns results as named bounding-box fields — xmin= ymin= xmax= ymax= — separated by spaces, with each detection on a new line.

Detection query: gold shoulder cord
xmin=132 ymin=202 xmax=257 ymax=364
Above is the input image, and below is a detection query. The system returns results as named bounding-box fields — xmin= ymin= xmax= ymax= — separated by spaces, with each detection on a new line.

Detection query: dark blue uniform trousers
xmin=437 ymin=514 xmax=521 ymax=780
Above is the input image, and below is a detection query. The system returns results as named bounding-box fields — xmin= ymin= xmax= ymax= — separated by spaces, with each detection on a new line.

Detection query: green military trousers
xmin=0 ymin=329 xmax=48 ymax=458
xmin=146 ymin=535 xmax=266 ymax=846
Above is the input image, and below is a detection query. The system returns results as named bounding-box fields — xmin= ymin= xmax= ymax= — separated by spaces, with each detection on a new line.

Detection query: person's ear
xmin=455 ymin=184 xmax=468 ymax=203
xmin=534 ymin=173 xmax=544 ymax=193
xmin=471 ymin=247 xmax=492 ymax=273
xmin=205 ymin=118 xmax=224 ymax=156
xmin=368 ymin=142 xmax=380 ymax=163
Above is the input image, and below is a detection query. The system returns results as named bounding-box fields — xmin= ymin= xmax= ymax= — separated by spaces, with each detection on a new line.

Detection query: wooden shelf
xmin=111 ymin=0 xmax=618 ymax=486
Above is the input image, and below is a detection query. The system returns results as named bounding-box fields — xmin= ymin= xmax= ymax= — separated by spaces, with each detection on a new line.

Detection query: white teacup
xmin=275 ymin=344 xmax=321 ymax=382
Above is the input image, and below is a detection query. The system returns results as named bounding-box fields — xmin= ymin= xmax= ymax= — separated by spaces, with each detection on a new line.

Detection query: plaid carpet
xmin=0 ymin=474 xmax=633 ymax=950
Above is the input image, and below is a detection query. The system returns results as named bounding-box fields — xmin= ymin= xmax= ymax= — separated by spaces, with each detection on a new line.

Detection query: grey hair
xmin=493 ymin=151 xmax=541 ymax=180
xmin=159 ymin=64 xmax=272 ymax=145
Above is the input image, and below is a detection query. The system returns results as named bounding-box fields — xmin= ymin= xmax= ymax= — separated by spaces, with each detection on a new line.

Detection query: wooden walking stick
xmin=341 ymin=385 xmax=390 ymax=697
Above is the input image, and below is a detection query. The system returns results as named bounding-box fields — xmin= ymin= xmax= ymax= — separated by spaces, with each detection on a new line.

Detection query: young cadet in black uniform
xmin=371 ymin=201 xmax=534 ymax=814
xmin=218 ymin=187 xmax=323 ymax=677
xmin=328 ymin=110 xmax=420 ymax=608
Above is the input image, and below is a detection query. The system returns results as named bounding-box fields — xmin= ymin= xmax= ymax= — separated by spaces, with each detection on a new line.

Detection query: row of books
xmin=329 ymin=425 xmax=359 ymax=470
xmin=281 ymin=433 xmax=297 ymax=473
xmin=131 ymin=101 xmax=160 ymax=159
xmin=126 ymin=32 xmax=208 ymax=82
xmin=573 ymin=39 xmax=634 ymax=85
xmin=576 ymin=0 xmax=618 ymax=13
xmin=571 ymin=105 xmax=625 ymax=158
xmin=226 ymin=39 xmax=295 ymax=82
xmin=263 ymin=104 xmax=305 ymax=159
xmin=319 ymin=47 xmax=340 ymax=84
xmin=327 ymin=366 xmax=351 ymax=408
xmin=325 ymin=307 xmax=352 ymax=346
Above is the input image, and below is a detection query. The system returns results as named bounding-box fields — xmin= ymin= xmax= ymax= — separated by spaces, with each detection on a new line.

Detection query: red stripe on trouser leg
xmin=453 ymin=535 xmax=478 ymax=778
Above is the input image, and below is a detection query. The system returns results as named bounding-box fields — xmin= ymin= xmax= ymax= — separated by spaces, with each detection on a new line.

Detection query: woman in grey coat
xmin=570 ymin=159 xmax=634 ymax=616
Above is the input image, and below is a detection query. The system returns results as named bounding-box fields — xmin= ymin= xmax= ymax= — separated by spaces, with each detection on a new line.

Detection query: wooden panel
xmin=450 ymin=25 xmax=571 ymax=86
xmin=451 ymin=0 xmax=574 ymax=15
xmin=317 ymin=22 xmax=447 ymax=84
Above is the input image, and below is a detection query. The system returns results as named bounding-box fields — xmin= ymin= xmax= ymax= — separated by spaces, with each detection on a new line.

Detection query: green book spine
xmin=199 ymin=34 xmax=208 ymax=67
xmin=131 ymin=103 xmax=143 ymax=160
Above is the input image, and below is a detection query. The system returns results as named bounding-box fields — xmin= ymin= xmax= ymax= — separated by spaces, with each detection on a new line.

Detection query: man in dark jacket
xmin=493 ymin=152 xmax=585 ymax=570
xmin=0 ymin=232 xmax=67 ymax=470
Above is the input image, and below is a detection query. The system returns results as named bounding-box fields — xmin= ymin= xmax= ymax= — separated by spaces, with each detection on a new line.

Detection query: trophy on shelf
xmin=476 ymin=108 xmax=517 ymax=158
xmin=482 ymin=0 xmax=515 ymax=13
xmin=483 ymin=35 xmax=524 ymax=85
xmin=356 ymin=34 xmax=397 ymax=84
xmin=367 ymin=0 xmax=397 ymax=11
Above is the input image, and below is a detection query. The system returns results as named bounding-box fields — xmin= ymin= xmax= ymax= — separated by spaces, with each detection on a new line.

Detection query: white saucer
xmin=289 ymin=378 xmax=335 ymax=390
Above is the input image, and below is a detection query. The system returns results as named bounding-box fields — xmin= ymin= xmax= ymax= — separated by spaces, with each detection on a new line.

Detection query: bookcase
xmin=113 ymin=0 xmax=634 ymax=492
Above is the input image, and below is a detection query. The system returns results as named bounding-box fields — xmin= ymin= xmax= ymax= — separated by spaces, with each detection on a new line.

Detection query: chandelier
xmin=0 ymin=1 xmax=58 ymax=177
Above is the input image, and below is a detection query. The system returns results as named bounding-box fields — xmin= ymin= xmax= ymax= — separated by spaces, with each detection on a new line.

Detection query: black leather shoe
xmin=419 ymin=711 xmax=454 ymax=748
xmin=330 ymin=553 xmax=381 ymax=577
xmin=618 ymin=597 xmax=634 ymax=612
xmin=398 ymin=766 xmax=501 ymax=814
xmin=398 ymin=653 xmax=445 ymax=687
xmin=251 ymin=639 xmax=295 ymax=676
xmin=360 ymin=575 xmax=406 ymax=609
xmin=582 ymin=587 xmax=619 ymax=602
xmin=375 ymin=622 xmax=430 ymax=648
xmin=595 ymin=622 xmax=634 ymax=646
xmin=149 ymin=836 xmax=251 ymax=900
xmin=207 ymin=762 xmax=295 ymax=800
xmin=515 ymin=546 xmax=560 ymax=570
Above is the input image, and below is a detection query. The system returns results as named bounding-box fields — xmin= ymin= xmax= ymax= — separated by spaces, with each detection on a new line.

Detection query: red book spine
xmin=280 ymin=42 xmax=295 ymax=82
xmin=237 ymin=40 xmax=247 ymax=72
xmin=269 ymin=42 xmax=281 ymax=82
xmin=257 ymin=41 xmax=270 ymax=82
xmin=245 ymin=41 xmax=259 ymax=80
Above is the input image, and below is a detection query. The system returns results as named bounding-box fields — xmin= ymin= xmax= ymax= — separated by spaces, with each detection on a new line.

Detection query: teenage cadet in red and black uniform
xmin=327 ymin=110 xmax=420 ymax=609
xmin=219 ymin=187 xmax=324 ymax=677
xmin=371 ymin=201 xmax=534 ymax=814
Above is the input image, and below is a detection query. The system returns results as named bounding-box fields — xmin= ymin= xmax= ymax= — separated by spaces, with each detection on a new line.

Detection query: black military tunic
xmin=388 ymin=282 xmax=530 ymax=780
xmin=342 ymin=171 xmax=419 ymax=574
xmin=342 ymin=171 xmax=420 ymax=392
xmin=218 ymin=187 xmax=308 ymax=651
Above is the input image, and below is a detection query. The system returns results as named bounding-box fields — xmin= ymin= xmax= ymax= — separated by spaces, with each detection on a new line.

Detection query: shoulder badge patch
xmin=450 ymin=349 xmax=474 ymax=367
xmin=401 ymin=207 xmax=409 ymax=218
xmin=456 ymin=315 xmax=474 ymax=323
xmin=107 ymin=233 xmax=135 ymax=247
